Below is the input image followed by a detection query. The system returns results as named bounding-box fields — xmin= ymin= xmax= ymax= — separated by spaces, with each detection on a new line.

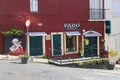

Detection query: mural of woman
xmin=9 ymin=38 xmax=24 ymax=56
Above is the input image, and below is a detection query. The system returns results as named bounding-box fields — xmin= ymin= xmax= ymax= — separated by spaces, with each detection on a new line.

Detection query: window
xmin=89 ymin=0 xmax=103 ymax=19
xmin=66 ymin=36 xmax=77 ymax=52
xmin=30 ymin=0 xmax=38 ymax=12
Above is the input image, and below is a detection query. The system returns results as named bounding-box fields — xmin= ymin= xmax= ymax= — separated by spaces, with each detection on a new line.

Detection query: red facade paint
xmin=0 ymin=0 xmax=105 ymax=58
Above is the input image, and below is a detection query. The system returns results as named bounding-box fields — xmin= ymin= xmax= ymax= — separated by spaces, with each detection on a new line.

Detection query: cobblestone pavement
xmin=0 ymin=60 xmax=120 ymax=80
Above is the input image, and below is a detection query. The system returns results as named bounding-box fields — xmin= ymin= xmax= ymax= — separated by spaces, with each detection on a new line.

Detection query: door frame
xmin=51 ymin=32 xmax=63 ymax=56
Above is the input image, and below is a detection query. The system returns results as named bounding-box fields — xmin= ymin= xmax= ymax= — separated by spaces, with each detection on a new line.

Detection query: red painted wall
xmin=0 ymin=0 xmax=89 ymax=31
xmin=0 ymin=0 xmax=105 ymax=56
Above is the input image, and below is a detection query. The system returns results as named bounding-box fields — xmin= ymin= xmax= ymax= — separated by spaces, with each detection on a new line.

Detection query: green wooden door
xmin=84 ymin=37 xmax=97 ymax=57
xmin=53 ymin=34 xmax=61 ymax=56
xmin=30 ymin=36 xmax=43 ymax=56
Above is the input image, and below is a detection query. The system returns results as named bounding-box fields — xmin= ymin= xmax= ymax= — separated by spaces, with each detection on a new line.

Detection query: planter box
xmin=75 ymin=60 xmax=115 ymax=70
xmin=76 ymin=63 xmax=109 ymax=69
xmin=21 ymin=57 xmax=28 ymax=64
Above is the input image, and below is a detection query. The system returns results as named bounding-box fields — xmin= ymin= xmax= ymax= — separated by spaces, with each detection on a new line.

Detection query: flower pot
xmin=21 ymin=57 xmax=28 ymax=64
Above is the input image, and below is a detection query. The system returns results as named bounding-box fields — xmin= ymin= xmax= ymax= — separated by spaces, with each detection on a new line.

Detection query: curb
xmin=0 ymin=55 xmax=19 ymax=60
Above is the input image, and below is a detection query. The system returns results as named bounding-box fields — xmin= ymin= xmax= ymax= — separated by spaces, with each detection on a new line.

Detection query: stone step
xmin=32 ymin=57 xmax=48 ymax=63
xmin=0 ymin=55 xmax=19 ymax=60
xmin=114 ymin=64 xmax=120 ymax=71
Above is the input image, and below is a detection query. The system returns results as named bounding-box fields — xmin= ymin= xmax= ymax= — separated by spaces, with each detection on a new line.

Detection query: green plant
xmin=20 ymin=53 xmax=29 ymax=64
xmin=77 ymin=61 xmax=84 ymax=66
xmin=76 ymin=58 xmax=109 ymax=66
xmin=1 ymin=27 xmax=23 ymax=36
xmin=109 ymin=49 xmax=119 ymax=57
xmin=101 ymin=58 xmax=109 ymax=61
xmin=109 ymin=49 xmax=119 ymax=64
xmin=20 ymin=54 xmax=29 ymax=58
xmin=96 ymin=58 xmax=109 ymax=64
xmin=88 ymin=59 xmax=96 ymax=63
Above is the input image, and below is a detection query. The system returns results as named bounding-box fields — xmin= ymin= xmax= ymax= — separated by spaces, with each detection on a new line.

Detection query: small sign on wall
xmin=105 ymin=21 xmax=111 ymax=34
xmin=46 ymin=35 xmax=51 ymax=40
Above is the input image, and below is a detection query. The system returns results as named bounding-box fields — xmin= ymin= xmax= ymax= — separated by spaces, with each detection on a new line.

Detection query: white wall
xmin=105 ymin=0 xmax=120 ymax=54
xmin=105 ymin=0 xmax=120 ymax=35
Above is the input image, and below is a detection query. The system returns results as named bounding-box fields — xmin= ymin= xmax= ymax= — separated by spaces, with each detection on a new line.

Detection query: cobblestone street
xmin=0 ymin=60 xmax=120 ymax=80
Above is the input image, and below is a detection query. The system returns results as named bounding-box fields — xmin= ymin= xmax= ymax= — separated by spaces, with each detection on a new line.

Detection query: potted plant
xmin=76 ymin=58 xmax=109 ymax=69
xmin=109 ymin=49 xmax=119 ymax=65
xmin=20 ymin=54 xmax=29 ymax=64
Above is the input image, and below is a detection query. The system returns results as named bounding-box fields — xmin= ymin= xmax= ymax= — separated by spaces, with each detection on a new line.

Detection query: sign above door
xmin=64 ymin=23 xmax=80 ymax=30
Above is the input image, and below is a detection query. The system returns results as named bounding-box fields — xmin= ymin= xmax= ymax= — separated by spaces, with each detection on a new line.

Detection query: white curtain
xmin=90 ymin=0 xmax=102 ymax=9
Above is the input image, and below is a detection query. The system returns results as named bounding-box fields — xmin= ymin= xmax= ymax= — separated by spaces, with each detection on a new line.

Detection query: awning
xmin=65 ymin=31 xmax=81 ymax=36
xmin=28 ymin=32 xmax=47 ymax=36
xmin=83 ymin=30 xmax=102 ymax=37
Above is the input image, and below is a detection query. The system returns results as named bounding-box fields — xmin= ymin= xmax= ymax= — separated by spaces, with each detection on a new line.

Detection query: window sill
xmin=88 ymin=19 xmax=105 ymax=21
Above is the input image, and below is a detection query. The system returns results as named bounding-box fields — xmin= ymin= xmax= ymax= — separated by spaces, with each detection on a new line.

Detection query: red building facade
xmin=0 ymin=0 xmax=105 ymax=58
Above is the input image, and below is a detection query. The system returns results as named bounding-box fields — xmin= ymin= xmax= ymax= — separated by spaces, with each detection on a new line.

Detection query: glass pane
xmin=30 ymin=0 xmax=38 ymax=12
xmin=66 ymin=36 xmax=77 ymax=52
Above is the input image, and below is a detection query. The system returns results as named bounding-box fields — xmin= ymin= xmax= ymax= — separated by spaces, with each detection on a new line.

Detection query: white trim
xmin=83 ymin=30 xmax=102 ymax=37
xmin=97 ymin=37 xmax=100 ymax=56
xmin=28 ymin=35 xmax=30 ymax=56
xmin=81 ymin=36 xmax=84 ymax=57
xmin=88 ymin=19 xmax=105 ymax=21
xmin=42 ymin=36 xmax=46 ymax=56
xmin=51 ymin=32 xmax=63 ymax=56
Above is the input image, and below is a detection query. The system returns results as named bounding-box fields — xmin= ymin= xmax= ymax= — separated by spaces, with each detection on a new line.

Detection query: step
xmin=32 ymin=57 xmax=48 ymax=63
xmin=0 ymin=55 xmax=19 ymax=60
xmin=114 ymin=64 xmax=120 ymax=71
xmin=48 ymin=57 xmax=99 ymax=66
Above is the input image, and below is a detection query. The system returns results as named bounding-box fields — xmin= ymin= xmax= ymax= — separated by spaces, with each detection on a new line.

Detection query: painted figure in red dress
xmin=9 ymin=38 xmax=24 ymax=56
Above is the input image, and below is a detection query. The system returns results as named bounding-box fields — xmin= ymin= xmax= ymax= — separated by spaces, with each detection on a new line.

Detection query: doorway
xmin=52 ymin=34 xmax=62 ymax=56
xmin=30 ymin=36 xmax=43 ymax=56
xmin=84 ymin=37 xmax=98 ymax=57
